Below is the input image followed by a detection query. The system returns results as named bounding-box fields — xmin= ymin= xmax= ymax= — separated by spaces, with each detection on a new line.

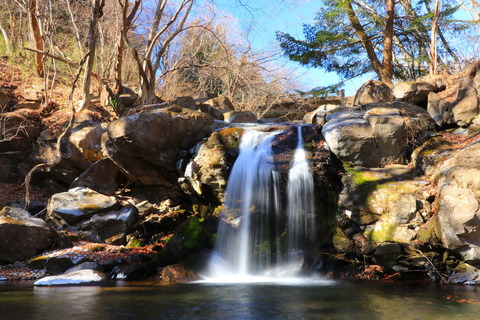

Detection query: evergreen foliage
xmin=277 ymin=0 xmax=473 ymax=86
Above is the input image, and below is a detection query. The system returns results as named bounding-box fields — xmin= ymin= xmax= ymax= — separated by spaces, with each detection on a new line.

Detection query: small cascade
xmin=286 ymin=126 xmax=316 ymax=267
xmin=207 ymin=126 xmax=316 ymax=280
xmin=209 ymin=130 xmax=281 ymax=277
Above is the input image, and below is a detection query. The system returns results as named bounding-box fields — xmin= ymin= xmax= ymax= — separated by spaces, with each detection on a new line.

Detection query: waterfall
xmin=207 ymin=126 xmax=316 ymax=280
xmin=286 ymin=126 xmax=316 ymax=267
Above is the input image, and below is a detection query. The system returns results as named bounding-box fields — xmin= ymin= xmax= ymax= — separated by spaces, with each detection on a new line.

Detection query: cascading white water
xmin=286 ymin=126 xmax=316 ymax=267
xmin=208 ymin=130 xmax=280 ymax=277
xmin=207 ymin=126 xmax=316 ymax=280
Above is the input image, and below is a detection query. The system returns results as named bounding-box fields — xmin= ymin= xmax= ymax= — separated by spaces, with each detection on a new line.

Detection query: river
xmin=1 ymin=279 xmax=480 ymax=319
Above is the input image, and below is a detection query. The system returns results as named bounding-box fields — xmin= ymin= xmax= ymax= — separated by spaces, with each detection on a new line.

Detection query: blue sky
xmin=212 ymin=0 xmax=365 ymax=96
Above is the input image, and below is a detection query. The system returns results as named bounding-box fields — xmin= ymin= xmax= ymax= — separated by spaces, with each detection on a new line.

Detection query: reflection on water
xmin=1 ymin=280 xmax=480 ymax=319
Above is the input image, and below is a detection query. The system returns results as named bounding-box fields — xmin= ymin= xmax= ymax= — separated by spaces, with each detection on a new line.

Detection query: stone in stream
xmin=34 ymin=269 xmax=108 ymax=286
xmin=0 ymin=207 xmax=55 ymax=264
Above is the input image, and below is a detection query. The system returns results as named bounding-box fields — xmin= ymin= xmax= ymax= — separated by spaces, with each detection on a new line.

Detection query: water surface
xmin=1 ymin=280 xmax=480 ymax=319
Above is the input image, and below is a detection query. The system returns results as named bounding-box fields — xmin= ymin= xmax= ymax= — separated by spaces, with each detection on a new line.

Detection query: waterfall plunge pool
xmin=1 ymin=280 xmax=480 ymax=319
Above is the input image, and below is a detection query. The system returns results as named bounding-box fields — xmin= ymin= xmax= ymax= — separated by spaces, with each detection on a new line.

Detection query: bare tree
xmin=114 ymin=0 xmax=141 ymax=94
xmin=125 ymin=0 xmax=195 ymax=104
xmin=27 ymin=0 xmax=45 ymax=77
xmin=78 ymin=0 xmax=105 ymax=112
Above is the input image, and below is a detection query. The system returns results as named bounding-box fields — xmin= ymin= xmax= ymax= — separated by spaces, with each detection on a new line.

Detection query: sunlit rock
xmin=34 ymin=269 xmax=108 ymax=286
xmin=0 ymin=207 xmax=55 ymax=264
xmin=46 ymin=187 xmax=118 ymax=227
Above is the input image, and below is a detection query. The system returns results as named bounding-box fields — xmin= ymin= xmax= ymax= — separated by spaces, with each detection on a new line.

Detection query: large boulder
xmin=353 ymin=80 xmax=393 ymax=106
xmin=184 ymin=127 xmax=243 ymax=204
xmin=0 ymin=109 xmax=41 ymax=152
xmin=364 ymin=180 xmax=437 ymax=244
xmin=304 ymin=104 xmax=352 ymax=126
xmin=34 ymin=269 xmax=108 ymax=286
xmin=451 ymin=87 xmax=479 ymax=124
xmin=80 ymin=205 xmax=139 ymax=245
xmin=60 ymin=120 xmax=107 ymax=171
xmin=103 ymin=106 xmax=214 ymax=185
xmin=70 ymin=158 xmax=119 ymax=195
xmin=223 ymin=111 xmax=257 ymax=124
xmin=322 ymin=102 xmax=435 ymax=167
xmin=175 ymin=97 xmax=196 ymax=110
xmin=427 ymin=92 xmax=451 ymax=127
xmin=154 ymin=217 xmax=215 ymax=266
xmin=435 ymin=140 xmax=480 ymax=265
xmin=0 ymin=207 xmax=55 ymax=263
xmin=46 ymin=187 xmax=118 ymax=227
xmin=204 ymin=96 xmax=235 ymax=112
xmin=393 ymin=81 xmax=435 ymax=108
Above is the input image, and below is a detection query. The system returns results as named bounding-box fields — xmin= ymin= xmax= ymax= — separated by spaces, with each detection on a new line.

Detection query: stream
xmin=1 ymin=280 xmax=480 ymax=319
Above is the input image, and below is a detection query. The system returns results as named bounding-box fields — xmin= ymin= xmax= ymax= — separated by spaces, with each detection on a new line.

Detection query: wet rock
xmin=184 ymin=127 xmax=243 ymax=204
xmin=0 ymin=207 xmax=55 ymax=264
xmin=374 ymin=243 xmax=403 ymax=270
xmin=449 ymin=262 xmax=480 ymax=284
xmin=128 ymin=253 xmax=152 ymax=263
xmin=45 ymin=256 xmax=75 ymax=275
xmin=34 ymin=269 xmax=108 ymax=286
xmin=80 ymin=205 xmax=139 ymax=245
xmin=28 ymin=255 xmax=49 ymax=269
xmin=161 ymin=263 xmax=201 ymax=282
xmin=153 ymin=217 xmax=214 ymax=266
xmin=65 ymin=261 xmax=104 ymax=273
xmin=120 ymin=263 xmax=150 ymax=281
xmin=46 ymin=187 xmax=118 ymax=227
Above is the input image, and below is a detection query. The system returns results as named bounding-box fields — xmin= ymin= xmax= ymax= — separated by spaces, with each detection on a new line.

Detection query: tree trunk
xmin=78 ymin=0 xmax=105 ymax=112
xmin=28 ymin=0 xmax=44 ymax=77
xmin=381 ymin=0 xmax=394 ymax=84
xmin=0 ymin=23 xmax=11 ymax=55
xmin=346 ymin=1 xmax=392 ymax=85
xmin=114 ymin=0 xmax=141 ymax=94
xmin=429 ymin=0 xmax=440 ymax=75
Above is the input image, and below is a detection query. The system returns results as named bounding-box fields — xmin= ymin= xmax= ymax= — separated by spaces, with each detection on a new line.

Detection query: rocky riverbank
xmin=2 ymin=58 xmax=480 ymax=285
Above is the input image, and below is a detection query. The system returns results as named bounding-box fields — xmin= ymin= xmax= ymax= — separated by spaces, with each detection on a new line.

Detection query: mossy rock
xmin=217 ymin=127 xmax=244 ymax=150
xmin=365 ymin=219 xmax=397 ymax=243
xmin=332 ymin=226 xmax=354 ymax=253
xmin=416 ymin=216 xmax=441 ymax=244
xmin=152 ymin=216 xmax=215 ymax=267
